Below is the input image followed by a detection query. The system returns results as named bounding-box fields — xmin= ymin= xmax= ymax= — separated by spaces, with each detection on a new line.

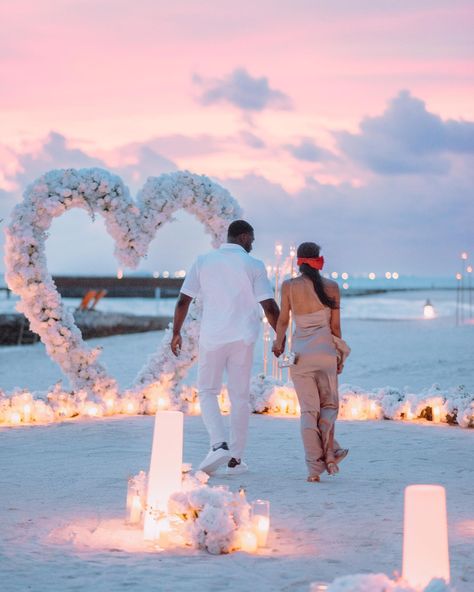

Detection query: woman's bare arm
xmin=329 ymin=283 xmax=342 ymax=338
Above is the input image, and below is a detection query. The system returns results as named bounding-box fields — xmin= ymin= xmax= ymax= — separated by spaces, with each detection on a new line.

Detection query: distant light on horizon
xmin=467 ymin=266 xmax=473 ymax=274
xmin=368 ymin=272 xmax=376 ymax=280
xmin=162 ymin=271 xmax=170 ymax=279
xmin=456 ymin=273 xmax=462 ymax=280
xmin=385 ymin=272 xmax=392 ymax=279
xmin=117 ymin=268 xmax=124 ymax=280
xmin=174 ymin=270 xmax=186 ymax=278
xmin=331 ymin=272 xmax=338 ymax=279
xmin=461 ymin=252 xmax=468 ymax=260
xmin=153 ymin=271 xmax=160 ymax=278
xmin=342 ymin=282 xmax=349 ymax=290
xmin=423 ymin=300 xmax=436 ymax=319
xmin=392 ymin=272 xmax=399 ymax=279
xmin=341 ymin=272 xmax=349 ymax=280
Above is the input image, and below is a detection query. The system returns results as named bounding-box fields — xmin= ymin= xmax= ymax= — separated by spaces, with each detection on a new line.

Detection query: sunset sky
xmin=0 ymin=0 xmax=473 ymax=276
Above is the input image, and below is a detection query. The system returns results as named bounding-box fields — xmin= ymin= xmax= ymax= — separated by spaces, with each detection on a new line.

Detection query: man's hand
xmin=171 ymin=293 xmax=192 ymax=357
xmin=171 ymin=333 xmax=182 ymax=357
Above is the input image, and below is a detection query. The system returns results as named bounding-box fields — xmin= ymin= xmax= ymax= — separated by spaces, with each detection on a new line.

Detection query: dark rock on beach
xmin=0 ymin=312 xmax=172 ymax=346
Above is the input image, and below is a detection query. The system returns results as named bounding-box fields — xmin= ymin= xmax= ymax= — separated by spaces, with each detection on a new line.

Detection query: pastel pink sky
xmin=0 ymin=0 xmax=473 ymax=274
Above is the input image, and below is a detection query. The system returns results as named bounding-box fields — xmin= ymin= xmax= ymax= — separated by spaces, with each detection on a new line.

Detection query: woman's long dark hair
xmin=297 ymin=242 xmax=338 ymax=309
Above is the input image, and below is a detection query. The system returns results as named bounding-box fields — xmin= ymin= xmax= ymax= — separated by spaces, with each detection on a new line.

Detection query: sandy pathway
xmin=0 ymin=414 xmax=473 ymax=591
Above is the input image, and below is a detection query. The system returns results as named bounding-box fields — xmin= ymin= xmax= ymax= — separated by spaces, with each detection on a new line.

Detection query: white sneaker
xmin=198 ymin=445 xmax=231 ymax=474
xmin=225 ymin=459 xmax=248 ymax=475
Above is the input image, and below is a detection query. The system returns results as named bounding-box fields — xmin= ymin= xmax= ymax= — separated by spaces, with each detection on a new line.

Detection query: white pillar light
xmin=402 ymin=484 xmax=450 ymax=589
xmin=144 ymin=411 xmax=183 ymax=540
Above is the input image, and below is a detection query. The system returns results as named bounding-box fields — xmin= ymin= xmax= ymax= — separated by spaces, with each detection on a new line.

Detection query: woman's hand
xmin=272 ymin=340 xmax=284 ymax=357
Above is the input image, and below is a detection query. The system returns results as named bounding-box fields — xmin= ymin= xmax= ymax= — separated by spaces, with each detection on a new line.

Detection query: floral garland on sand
xmin=249 ymin=375 xmax=474 ymax=428
xmin=1 ymin=378 xmax=472 ymax=428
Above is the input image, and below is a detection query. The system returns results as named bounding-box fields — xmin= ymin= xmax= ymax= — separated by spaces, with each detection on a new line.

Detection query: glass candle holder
xmin=250 ymin=499 xmax=270 ymax=547
xmin=126 ymin=478 xmax=143 ymax=525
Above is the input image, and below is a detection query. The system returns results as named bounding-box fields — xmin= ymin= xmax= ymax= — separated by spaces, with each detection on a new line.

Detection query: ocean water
xmin=0 ymin=287 xmax=471 ymax=322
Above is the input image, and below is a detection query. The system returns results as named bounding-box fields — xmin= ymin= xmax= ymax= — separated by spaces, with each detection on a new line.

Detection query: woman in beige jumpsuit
xmin=272 ymin=242 xmax=347 ymax=482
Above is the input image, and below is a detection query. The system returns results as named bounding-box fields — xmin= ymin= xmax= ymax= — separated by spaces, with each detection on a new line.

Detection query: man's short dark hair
xmin=227 ymin=220 xmax=254 ymax=238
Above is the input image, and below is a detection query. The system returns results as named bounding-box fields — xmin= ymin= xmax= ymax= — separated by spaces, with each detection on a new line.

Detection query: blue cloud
xmin=286 ymin=138 xmax=336 ymax=162
xmin=337 ymin=90 xmax=474 ymax=175
xmin=194 ymin=68 xmax=292 ymax=112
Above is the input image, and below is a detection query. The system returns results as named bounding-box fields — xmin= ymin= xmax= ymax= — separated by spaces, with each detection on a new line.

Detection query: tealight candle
xmin=9 ymin=411 xmax=21 ymax=425
xmin=240 ymin=530 xmax=258 ymax=553
xmin=157 ymin=397 xmax=167 ymax=410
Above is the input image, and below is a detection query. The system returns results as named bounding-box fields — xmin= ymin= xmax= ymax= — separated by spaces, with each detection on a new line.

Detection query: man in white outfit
xmin=171 ymin=220 xmax=280 ymax=475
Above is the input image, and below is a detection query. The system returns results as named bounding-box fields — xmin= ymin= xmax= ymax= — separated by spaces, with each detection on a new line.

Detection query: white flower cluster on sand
xmin=2 ymin=377 xmax=472 ymax=428
xmin=4 ymin=167 xmax=241 ymax=403
xmin=248 ymin=374 xmax=473 ymax=428
xmin=326 ymin=573 xmax=451 ymax=592
xmin=168 ymin=471 xmax=252 ymax=555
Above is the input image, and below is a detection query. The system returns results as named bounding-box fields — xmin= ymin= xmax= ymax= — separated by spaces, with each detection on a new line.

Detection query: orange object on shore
xmin=77 ymin=289 xmax=107 ymax=311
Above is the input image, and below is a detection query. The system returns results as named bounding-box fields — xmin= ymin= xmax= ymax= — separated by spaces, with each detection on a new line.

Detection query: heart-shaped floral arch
xmin=5 ymin=168 xmax=242 ymax=409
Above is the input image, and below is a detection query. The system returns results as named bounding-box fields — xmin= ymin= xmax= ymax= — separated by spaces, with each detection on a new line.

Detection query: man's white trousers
xmin=197 ymin=340 xmax=255 ymax=460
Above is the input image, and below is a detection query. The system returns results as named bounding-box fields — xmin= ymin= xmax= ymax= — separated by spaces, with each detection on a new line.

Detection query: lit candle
xmin=240 ymin=530 xmax=258 ymax=553
xmin=369 ymin=401 xmax=377 ymax=418
xmin=253 ymin=516 xmax=270 ymax=547
xmin=23 ymin=404 xmax=32 ymax=423
xmin=432 ymin=406 xmax=441 ymax=423
xmin=251 ymin=499 xmax=270 ymax=547
xmin=402 ymin=485 xmax=450 ymax=589
xmin=9 ymin=411 xmax=21 ymax=425
xmin=144 ymin=411 xmax=183 ymax=540
xmin=157 ymin=397 xmax=167 ymax=410
xmin=124 ymin=399 xmax=138 ymax=415
xmin=128 ymin=494 xmax=142 ymax=525
xmin=157 ymin=518 xmax=172 ymax=548
xmin=105 ymin=398 xmax=115 ymax=412
xmin=86 ymin=403 xmax=99 ymax=417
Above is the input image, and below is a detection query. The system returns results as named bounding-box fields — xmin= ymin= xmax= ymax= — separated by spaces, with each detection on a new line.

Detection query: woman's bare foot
xmin=326 ymin=461 xmax=339 ymax=476
xmin=307 ymin=475 xmax=321 ymax=482
xmin=334 ymin=448 xmax=349 ymax=464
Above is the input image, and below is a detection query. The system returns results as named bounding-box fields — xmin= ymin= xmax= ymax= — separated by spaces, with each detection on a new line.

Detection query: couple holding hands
xmin=171 ymin=220 xmax=349 ymax=483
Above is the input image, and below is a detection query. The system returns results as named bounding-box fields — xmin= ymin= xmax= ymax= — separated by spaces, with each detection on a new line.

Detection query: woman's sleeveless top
xmin=290 ymin=281 xmax=337 ymax=358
